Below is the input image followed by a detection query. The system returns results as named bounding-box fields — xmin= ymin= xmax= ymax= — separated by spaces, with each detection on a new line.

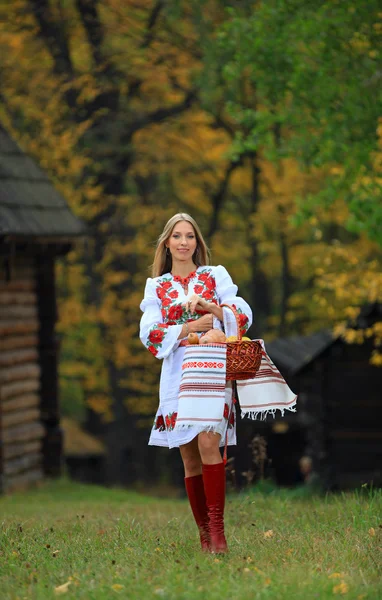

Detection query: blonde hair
xmin=151 ymin=213 xmax=210 ymax=277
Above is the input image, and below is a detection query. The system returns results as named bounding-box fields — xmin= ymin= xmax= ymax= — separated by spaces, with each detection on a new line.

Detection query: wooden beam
xmin=2 ymin=422 xmax=45 ymax=444
xmin=0 ymin=348 xmax=39 ymax=367
xmin=0 ymin=291 xmax=36 ymax=305
xmin=0 ymin=320 xmax=39 ymax=336
xmin=0 ymin=281 xmax=35 ymax=292
xmin=0 ymin=335 xmax=39 ymax=352
xmin=0 ymin=305 xmax=38 ymax=319
xmin=0 ymin=378 xmax=40 ymax=401
xmin=1 ymin=394 xmax=40 ymax=413
xmin=36 ymin=254 xmax=62 ymax=477
xmin=2 ymin=440 xmax=42 ymax=460
xmin=3 ymin=452 xmax=41 ymax=476
xmin=2 ymin=408 xmax=40 ymax=428
xmin=4 ymin=468 xmax=44 ymax=493
xmin=0 ymin=364 xmax=41 ymax=384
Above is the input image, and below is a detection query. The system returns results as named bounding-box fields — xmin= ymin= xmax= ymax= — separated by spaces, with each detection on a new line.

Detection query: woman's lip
xmin=178 ymin=249 xmax=189 ymax=252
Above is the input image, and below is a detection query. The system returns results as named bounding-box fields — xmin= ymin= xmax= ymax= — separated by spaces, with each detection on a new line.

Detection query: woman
xmin=139 ymin=213 xmax=252 ymax=554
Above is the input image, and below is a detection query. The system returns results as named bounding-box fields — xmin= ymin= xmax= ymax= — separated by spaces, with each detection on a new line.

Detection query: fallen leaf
xmin=111 ymin=584 xmax=124 ymax=592
xmin=368 ymin=527 xmax=375 ymax=537
xmin=263 ymin=530 xmax=274 ymax=539
xmin=333 ymin=581 xmax=349 ymax=595
xmin=54 ymin=582 xmax=71 ymax=595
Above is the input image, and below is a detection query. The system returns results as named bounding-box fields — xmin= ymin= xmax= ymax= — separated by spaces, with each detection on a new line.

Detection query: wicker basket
xmin=221 ymin=303 xmax=262 ymax=381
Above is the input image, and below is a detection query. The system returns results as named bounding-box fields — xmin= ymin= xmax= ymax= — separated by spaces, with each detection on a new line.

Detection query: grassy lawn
xmin=0 ymin=479 xmax=380 ymax=599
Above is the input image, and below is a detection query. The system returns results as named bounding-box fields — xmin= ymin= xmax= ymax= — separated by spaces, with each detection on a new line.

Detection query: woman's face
xmin=166 ymin=220 xmax=197 ymax=262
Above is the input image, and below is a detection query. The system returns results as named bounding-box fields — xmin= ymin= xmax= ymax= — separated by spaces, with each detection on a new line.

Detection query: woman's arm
xmin=186 ymin=295 xmax=223 ymax=322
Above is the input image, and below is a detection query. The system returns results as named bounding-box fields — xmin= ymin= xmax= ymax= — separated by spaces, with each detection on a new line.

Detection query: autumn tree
xmin=1 ymin=0 xmax=380 ymax=487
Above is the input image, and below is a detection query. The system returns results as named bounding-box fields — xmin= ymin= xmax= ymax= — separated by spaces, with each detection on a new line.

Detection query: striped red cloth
xmin=174 ymin=339 xmax=296 ymax=430
xmin=236 ymin=341 xmax=297 ymax=420
xmin=174 ymin=343 xmax=227 ymax=431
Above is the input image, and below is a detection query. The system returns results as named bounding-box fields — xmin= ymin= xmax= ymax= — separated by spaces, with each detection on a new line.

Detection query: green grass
xmin=0 ymin=479 xmax=381 ymax=599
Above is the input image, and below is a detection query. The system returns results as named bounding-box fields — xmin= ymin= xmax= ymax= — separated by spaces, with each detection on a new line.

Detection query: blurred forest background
xmin=0 ymin=0 xmax=381 ymax=486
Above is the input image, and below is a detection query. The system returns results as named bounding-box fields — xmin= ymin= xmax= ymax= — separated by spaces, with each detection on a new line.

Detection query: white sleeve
xmin=139 ymin=278 xmax=183 ymax=359
xmin=214 ymin=265 xmax=253 ymax=338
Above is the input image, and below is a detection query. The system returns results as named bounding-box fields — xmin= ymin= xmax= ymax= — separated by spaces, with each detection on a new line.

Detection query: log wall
xmin=0 ymin=257 xmax=44 ymax=493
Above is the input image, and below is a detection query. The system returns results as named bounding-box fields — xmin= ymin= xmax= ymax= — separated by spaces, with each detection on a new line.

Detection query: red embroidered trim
xmin=171 ymin=269 xmax=197 ymax=287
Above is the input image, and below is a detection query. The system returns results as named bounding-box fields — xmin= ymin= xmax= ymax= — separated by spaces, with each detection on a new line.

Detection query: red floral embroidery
xmin=223 ymin=403 xmax=235 ymax=428
xmin=149 ymin=329 xmax=165 ymax=344
xmin=202 ymin=290 xmax=214 ymax=300
xmin=239 ymin=313 xmax=249 ymax=333
xmin=232 ymin=304 xmax=250 ymax=334
xmin=168 ymin=304 xmax=183 ymax=321
xmin=194 ymin=284 xmax=204 ymax=294
xmin=146 ymin=321 xmax=169 ymax=357
xmin=154 ymin=415 xmax=165 ymax=432
xmin=205 ymin=277 xmax=216 ymax=291
xmin=156 ymin=287 xmax=167 ymax=300
xmin=157 ymin=269 xmax=218 ymax=323
xmin=172 ymin=270 xmax=197 ymax=287
xmin=165 ymin=412 xmax=177 ymax=431
xmin=148 ymin=345 xmax=158 ymax=357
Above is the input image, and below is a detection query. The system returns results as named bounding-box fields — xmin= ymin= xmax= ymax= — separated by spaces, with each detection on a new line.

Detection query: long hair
xmin=151 ymin=213 xmax=210 ymax=277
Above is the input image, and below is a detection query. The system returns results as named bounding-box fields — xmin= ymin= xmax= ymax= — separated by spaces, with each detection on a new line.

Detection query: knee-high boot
xmin=184 ymin=474 xmax=211 ymax=551
xmin=202 ymin=462 xmax=228 ymax=554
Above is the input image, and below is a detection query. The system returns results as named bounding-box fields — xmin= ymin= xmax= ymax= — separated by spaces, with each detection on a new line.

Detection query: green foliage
xmin=0 ymin=480 xmax=381 ymax=599
xmin=0 ymin=0 xmax=380 ymax=434
xmin=199 ymin=0 xmax=382 ymax=244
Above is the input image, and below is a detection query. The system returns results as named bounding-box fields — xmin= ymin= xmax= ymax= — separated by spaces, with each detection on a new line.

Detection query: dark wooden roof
xmin=267 ymin=303 xmax=381 ymax=375
xmin=267 ymin=329 xmax=334 ymax=375
xmin=0 ymin=125 xmax=86 ymax=239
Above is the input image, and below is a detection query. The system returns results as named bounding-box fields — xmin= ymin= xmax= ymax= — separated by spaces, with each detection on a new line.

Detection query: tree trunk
xmin=247 ymin=157 xmax=271 ymax=337
xmin=279 ymin=230 xmax=291 ymax=337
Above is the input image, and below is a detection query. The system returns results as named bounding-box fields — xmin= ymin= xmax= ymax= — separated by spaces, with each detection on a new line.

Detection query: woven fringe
xmin=241 ymin=402 xmax=297 ymax=422
xmin=173 ymin=423 xmax=222 ymax=434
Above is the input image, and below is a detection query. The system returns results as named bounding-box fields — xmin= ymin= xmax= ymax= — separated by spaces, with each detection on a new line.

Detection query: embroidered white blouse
xmin=139 ymin=265 xmax=253 ymax=448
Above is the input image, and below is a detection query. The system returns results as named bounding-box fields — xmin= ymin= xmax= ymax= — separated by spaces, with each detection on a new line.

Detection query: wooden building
xmin=259 ymin=303 xmax=382 ymax=490
xmin=0 ymin=125 xmax=85 ymax=494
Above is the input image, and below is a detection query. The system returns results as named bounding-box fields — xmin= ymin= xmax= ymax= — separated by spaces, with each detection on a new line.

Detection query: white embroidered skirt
xmin=148 ymin=383 xmax=237 ymax=449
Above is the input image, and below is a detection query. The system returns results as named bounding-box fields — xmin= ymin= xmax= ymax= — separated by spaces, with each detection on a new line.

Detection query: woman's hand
xmin=183 ymin=294 xmax=223 ymax=323
xmin=183 ymin=294 xmax=209 ymax=314
xmin=189 ymin=314 xmax=213 ymax=332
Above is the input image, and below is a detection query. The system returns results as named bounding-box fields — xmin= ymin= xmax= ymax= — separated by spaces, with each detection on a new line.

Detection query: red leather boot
xmin=202 ymin=462 xmax=228 ymax=554
xmin=184 ymin=474 xmax=211 ymax=552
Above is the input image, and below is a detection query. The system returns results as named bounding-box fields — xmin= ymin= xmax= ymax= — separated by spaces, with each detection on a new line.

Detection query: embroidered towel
xmin=237 ymin=339 xmax=297 ymax=420
xmin=174 ymin=343 xmax=227 ymax=431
